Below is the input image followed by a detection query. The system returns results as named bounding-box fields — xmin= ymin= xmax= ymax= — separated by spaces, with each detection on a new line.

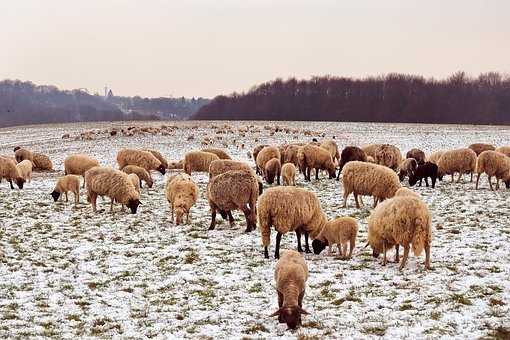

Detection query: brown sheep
xmin=264 ymin=158 xmax=281 ymax=185
xmin=337 ymin=146 xmax=367 ymax=179
xmin=297 ymin=144 xmax=336 ymax=181
xmin=406 ymin=148 xmax=426 ymax=165
xmin=201 ymin=148 xmax=231 ymax=160
xmin=64 ymin=154 xmax=100 ymax=188
xmin=468 ymin=143 xmax=495 ymax=156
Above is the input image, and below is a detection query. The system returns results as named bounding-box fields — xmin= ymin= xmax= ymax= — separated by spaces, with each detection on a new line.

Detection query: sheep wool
xmin=202 ymin=148 xmax=231 ymax=160
xmin=495 ymin=146 xmax=510 ymax=158
xmin=146 ymin=149 xmax=169 ymax=168
xmin=361 ymin=144 xmax=382 ymax=159
xmin=165 ymin=173 xmax=199 ymax=225
xmin=320 ymin=140 xmax=340 ymax=163
xmin=256 ymin=146 xmax=281 ymax=177
xmin=51 ymin=175 xmax=81 ymax=204
xmin=127 ymin=173 xmax=141 ymax=193
xmin=208 ymin=159 xmax=252 ymax=178
xmin=426 ymin=151 xmax=444 ymax=165
xmin=297 ymin=144 xmax=336 ymax=181
xmin=469 ymin=143 xmax=495 ymax=156
xmin=475 ymin=150 xmax=510 ymax=190
xmin=64 ymin=154 xmax=100 ymax=187
xmin=16 ymin=160 xmax=33 ymax=183
xmin=183 ymin=151 xmax=220 ymax=175
xmin=116 ymin=149 xmax=165 ymax=175
xmin=395 ymin=187 xmax=420 ymax=198
xmin=406 ymin=148 xmax=426 ymax=165
xmin=281 ymin=163 xmax=296 ymax=186
xmin=32 ymin=153 xmax=53 ymax=171
xmin=437 ymin=148 xmax=477 ymax=183
xmin=121 ymin=165 xmax=154 ymax=188
xmin=264 ymin=158 xmax=281 ymax=185
xmin=14 ymin=148 xmax=33 ymax=163
xmin=374 ymin=144 xmax=402 ymax=171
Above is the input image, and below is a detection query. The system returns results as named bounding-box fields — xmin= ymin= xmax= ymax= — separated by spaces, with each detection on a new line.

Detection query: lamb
xmin=165 ymin=173 xmax=199 ymax=225
xmin=51 ymin=175 xmax=81 ymax=204
xmin=320 ymin=140 xmax=340 ymax=163
xmin=311 ymin=217 xmax=358 ymax=259
xmin=409 ymin=162 xmax=439 ymax=188
xmin=437 ymin=148 xmax=477 ymax=183
xmin=201 ymin=148 xmax=231 ymax=160
xmin=183 ymin=151 xmax=220 ymax=175
xmin=406 ymin=148 xmax=426 ymax=165
xmin=14 ymin=148 xmax=33 ymax=163
xmin=264 ymin=158 xmax=281 ymax=185
xmin=258 ymin=186 xmax=327 ymax=258
xmin=426 ymin=151 xmax=444 ymax=165
xmin=394 ymin=187 xmax=420 ymax=198
xmin=256 ymin=146 xmax=281 ymax=178
xmin=341 ymin=161 xmax=401 ymax=208
xmin=207 ymin=170 xmax=259 ymax=232
xmin=121 ymin=165 xmax=154 ymax=188
xmin=84 ymin=166 xmax=141 ymax=214
xmin=297 ymin=144 xmax=336 ymax=181
xmin=281 ymin=163 xmax=296 ymax=186
xmin=270 ymin=250 xmax=309 ymax=329
xmin=468 ymin=143 xmax=495 ymax=156
xmin=367 ymin=195 xmax=432 ymax=270
xmin=146 ymin=149 xmax=169 ymax=168
xmin=32 ymin=153 xmax=53 ymax=171
xmin=16 ymin=160 xmax=33 ymax=183
xmin=336 ymin=146 xmax=367 ymax=179
xmin=0 ymin=157 xmax=24 ymax=189
xmin=64 ymin=154 xmax=100 ymax=188
xmin=398 ymin=158 xmax=418 ymax=181
xmin=495 ymin=146 xmax=510 ymax=158
xmin=374 ymin=144 xmax=402 ymax=171
xmin=475 ymin=150 xmax=510 ymax=190
xmin=361 ymin=144 xmax=382 ymax=159
xmin=116 ymin=149 xmax=166 ymax=175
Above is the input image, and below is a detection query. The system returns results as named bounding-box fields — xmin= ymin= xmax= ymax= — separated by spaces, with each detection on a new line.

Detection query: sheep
xmin=367 ymin=195 xmax=432 ymax=270
xmin=311 ymin=217 xmax=358 ymax=259
xmin=146 ymin=149 xmax=169 ymax=168
xmin=64 ymin=154 xmax=100 ymax=188
xmin=256 ymin=146 xmax=281 ymax=178
xmin=406 ymin=148 xmax=426 ymax=165
xmin=258 ymin=186 xmax=327 ymax=259
xmin=252 ymin=144 xmax=269 ymax=174
xmin=341 ymin=161 xmax=401 ymax=208
xmin=395 ymin=187 xmax=420 ymax=198
xmin=398 ymin=158 xmax=418 ymax=181
xmin=426 ymin=151 xmax=444 ymax=165
xmin=281 ymin=163 xmax=296 ymax=186
xmin=51 ymin=175 xmax=81 ymax=204
xmin=201 ymin=148 xmax=231 ymax=160
xmin=469 ymin=143 xmax=495 ymax=156
xmin=127 ymin=173 xmax=141 ymax=193
xmin=409 ymin=162 xmax=439 ymax=188
xmin=165 ymin=173 xmax=199 ymax=225
xmin=475 ymin=150 xmax=510 ymax=190
xmin=320 ymin=140 xmax=340 ymax=163
xmin=208 ymin=159 xmax=263 ymax=194
xmin=116 ymin=149 xmax=166 ymax=175
xmin=16 ymin=160 xmax=33 ymax=183
xmin=361 ymin=144 xmax=382 ymax=159
xmin=0 ymin=157 xmax=24 ymax=189
xmin=14 ymin=148 xmax=33 ymax=163
xmin=374 ymin=144 xmax=402 ymax=171
xmin=297 ymin=144 xmax=336 ymax=181
xmin=183 ymin=151 xmax=220 ymax=175
xmin=495 ymin=146 xmax=510 ymax=158
xmin=84 ymin=166 xmax=141 ymax=214
xmin=32 ymin=153 xmax=53 ymax=171
xmin=282 ymin=144 xmax=300 ymax=168
xmin=437 ymin=148 xmax=477 ymax=183
xmin=270 ymin=250 xmax=309 ymax=329
xmin=207 ymin=170 xmax=259 ymax=232
xmin=121 ymin=165 xmax=154 ymax=188
xmin=336 ymin=146 xmax=367 ymax=179
xmin=264 ymin=158 xmax=281 ymax=185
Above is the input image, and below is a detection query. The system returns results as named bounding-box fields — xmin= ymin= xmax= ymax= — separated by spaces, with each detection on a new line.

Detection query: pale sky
xmin=1 ymin=0 xmax=509 ymax=98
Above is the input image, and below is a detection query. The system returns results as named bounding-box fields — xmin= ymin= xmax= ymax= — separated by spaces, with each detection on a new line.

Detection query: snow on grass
xmin=0 ymin=121 xmax=509 ymax=338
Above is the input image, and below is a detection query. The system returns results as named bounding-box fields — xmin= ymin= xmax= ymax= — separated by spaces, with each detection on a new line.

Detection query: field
xmin=0 ymin=121 xmax=509 ymax=339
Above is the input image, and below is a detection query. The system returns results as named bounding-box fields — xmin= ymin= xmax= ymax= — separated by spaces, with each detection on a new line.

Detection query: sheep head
xmin=15 ymin=177 xmax=25 ymax=189
xmin=50 ymin=191 xmax=61 ymax=202
xmin=270 ymin=306 xmax=308 ymax=329
xmin=126 ymin=199 xmax=140 ymax=214
xmin=312 ymin=238 xmax=328 ymax=255
xmin=157 ymin=164 xmax=166 ymax=175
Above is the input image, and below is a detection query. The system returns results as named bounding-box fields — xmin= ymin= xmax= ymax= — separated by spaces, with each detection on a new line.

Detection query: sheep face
xmin=326 ymin=162 xmax=336 ymax=179
xmin=50 ymin=191 xmax=61 ymax=202
xmin=13 ymin=146 xmax=21 ymax=152
xmin=157 ymin=164 xmax=166 ymax=175
xmin=126 ymin=199 xmax=140 ymax=214
xmin=258 ymin=181 xmax=263 ymax=195
xmin=175 ymin=206 xmax=186 ymax=225
xmin=15 ymin=177 xmax=25 ymax=189
xmin=271 ymin=306 xmax=308 ymax=329
xmin=312 ymin=238 xmax=328 ymax=254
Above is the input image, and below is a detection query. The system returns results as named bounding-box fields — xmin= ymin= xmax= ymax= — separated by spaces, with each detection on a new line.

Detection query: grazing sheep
xmin=183 ymin=151 xmax=220 ymax=175
xmin=116 ymin=149 xmax=166 ymax=175
xmin=258 ymin=186 xmax=327 ymax=258
xmin=256 ymin=146 xmax=281 ymax=178
xmin=312 ymin=217 xmax=358 ymax=259
xmin=409 ymin=162 xmax=439 ymax=188
xmin=64 ymin=154 xmax=100 ymax=188
xmin=495 ymin=146 xmax=510 ymax=158
xmin=469 ymin=143 xmax=495 ymax=156
xmin=406 ymin=148 xmax=426 ymax=165
xmin=14 ymin=148 xmax=33 ymax=163
xmin=374 ymin=144 xmax=402 ymax=171
xmin=0 ymin=157 xmax=24 ymax=189
xmin=16 ymin=160 xmax=32 ymax=183
xmin=426 ymin=151 xmax=444 ymax=165
xmin=367 ymin=195 xmax=432 ymax=270
xmin=337 ymin=146 xmax=367 ymax=179
xmin=208 ymin=159 xmax=252 ymax=178
xmin=395 ymin=187 xmax=420 ymax=198
xmin=320 ymin=140 xmax=340 ymax=163
xmin=51 ymin=175 xmax=80 ymax=204
xmin=207 ymin=170 xmax=259 ymax=232
xmin=282 ymin=144 xmax=300 ymax=168
xmin=281 ymin=163 xmax=296 ymax=186
xmin=32 ymin=153 xmax=53 ymax=171
xmin=475 ymin=150 xmax=510 ymax=190
xmin=121 ymin=165 xmax=154 ymax=188
xmin=165 ymin=173 xmax=199 ymax=225
xmin=265 ymin=158 xmax=281 ymax=185
xmin=361 ymin=144 xmax=382 ymax=159
xmin=201 ymin=148 xmax=231 ymax=160
xmin=252 ymin=144 xmax=269 ymax=174
xmin=270 ymin=250 xmax=309 ymax=329
xmin=437 ymin=148 xmax=477 ymax=183
xmin=297 ymin=144 xmax=336 ymax=181
xmin=146 ymin=149 xmax=169 ymax=168
xmin=85 ymin=166 xmax=141 ymax=214
xmin=342 ymin=161 xmax=401 ymax=208
xmin=127 ymin=174 xmax=140 ymax=193
xmin=398 ymin=158 xmax=418 ymax=181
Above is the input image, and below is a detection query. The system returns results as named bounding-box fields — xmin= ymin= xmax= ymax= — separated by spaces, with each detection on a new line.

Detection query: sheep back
xmin=64 ymin=154 xmax=99 ymax=177
xmin=184 ymin=151 xmax=220 ymax=175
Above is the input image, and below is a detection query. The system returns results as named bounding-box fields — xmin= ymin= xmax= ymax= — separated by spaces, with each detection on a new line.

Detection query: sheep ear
xmin=138 ymin=201 xmax=142 ymax=205
xmin=298 ymin=308 xmax=309 ymax=315
xmin=269 ymin=309 xmax=281 ymax=317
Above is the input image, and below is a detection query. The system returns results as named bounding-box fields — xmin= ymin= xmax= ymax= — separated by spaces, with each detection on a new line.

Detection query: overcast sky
xmin=2 ymin=0 xmax=509 ymax=98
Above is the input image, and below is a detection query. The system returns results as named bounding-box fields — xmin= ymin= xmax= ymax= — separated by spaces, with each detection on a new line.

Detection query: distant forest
xmin=192 ymin=72 xmax=510 ymax=125
xmin=0 ymin=80 xmax=209 ymax=128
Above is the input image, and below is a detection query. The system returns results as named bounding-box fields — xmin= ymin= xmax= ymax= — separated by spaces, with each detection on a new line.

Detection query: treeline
xmin=192 ymin=72 xmax=510 ymax=125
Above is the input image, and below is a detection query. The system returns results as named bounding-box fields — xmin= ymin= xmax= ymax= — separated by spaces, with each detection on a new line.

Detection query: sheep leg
xmin=382 ymin=242 xmax=387 ymax=266
xmin=470 ymin=172 xmax=473 ymax=182
xmin=342 ymin=243 xmax=348 ymax=259
xmin=495 ymin=179 xmax=500 ymax=190
xmin=65 ymin=192 xmax=68 ymax=202
xmin=298 ymin=290 xmax=304 ymax=308
xmin=342 ymin=192 xmax=349 ymax=208
xmin=227 ymin=211 xmax=235 ymax=227
xmin=9 ymin=180 xmax=14 ymax=190
xmin=277 ymin=174 xmax=280 ymax=186
xmin=475 ymin=173 xmax=481 ymax=189
xmin=451 ymin=174 xmax=454 ymax=183
xmin=242 ymin=207 xmax=252 ymax=232
xmin=75 ymin=191 xmax=79 ymax=204
xmin=295 ymin=231 xmax=303 ymax=253
xmin=418 ymin=178 xmax=422 ymax=187
xmin=348 ymin=237 xmax=355 ymax=258
xmin=424 ymin=242 xmax=431 ymax=270
xmin=424 ymin=178 xmax=429 ymax=187
xmin=327 ymin=245 xmax=332 ymax=255
xmin=394 ymin=244 xmax=400 ymax=263
xmin=456 ymin=171 xmax=463 ymax=183
xmin=399 ymin=246 xmax=410 ymax=271
xmin=315 ymin=168 xmax=319 ymax=181
xmin=304 ymin=232 xmax=311 ymax=253
xmin=488 ymin=176 xmax=494 ymax=191
xmin=209 ymin=210 xmax=217 ymax=230
xmin=275 ymin=232 xmax=282 ymax=259
xmin=354 ymin=193 xmax=360 ymax=209
xmin=90 ymin=193 xmax=98 ymax=212
xmin=373 ymin=197 xmax=379 ymax=208
xmin=110 ymin=198 xmax=115 ymax=212
xmin=171 ymin=203 xmax=174 ymax=222
xmin=431 ymin=177 xmax=436 ymax=189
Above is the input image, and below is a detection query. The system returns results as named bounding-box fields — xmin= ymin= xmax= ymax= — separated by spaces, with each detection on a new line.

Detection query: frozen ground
xmin=0 ymin=121 xmax=509 ymax=339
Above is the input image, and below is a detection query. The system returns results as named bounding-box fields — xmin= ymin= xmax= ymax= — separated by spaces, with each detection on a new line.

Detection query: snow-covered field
xmin=0 ymin=120 xmax=509 ymax=339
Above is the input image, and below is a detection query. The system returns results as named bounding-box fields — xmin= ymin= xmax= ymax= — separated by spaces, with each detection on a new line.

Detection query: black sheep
xmin=409 ymin=162 xmax=439 ymax=188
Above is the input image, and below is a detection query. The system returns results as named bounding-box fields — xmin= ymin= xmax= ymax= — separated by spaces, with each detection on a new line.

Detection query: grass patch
xmin=363 ymin=324 xmax=387 ymax=336
xmin=184 ymin=250 xmax=199 ymax=264
xmin=244 ymin=323 xmax=269 ymax=334
xmin=451 ymin=293 xmax=472 ymax=306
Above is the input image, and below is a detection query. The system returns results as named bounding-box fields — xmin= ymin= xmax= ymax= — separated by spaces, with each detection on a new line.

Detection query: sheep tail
xmin=411 ymin=217 xmax=427 ymax=256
